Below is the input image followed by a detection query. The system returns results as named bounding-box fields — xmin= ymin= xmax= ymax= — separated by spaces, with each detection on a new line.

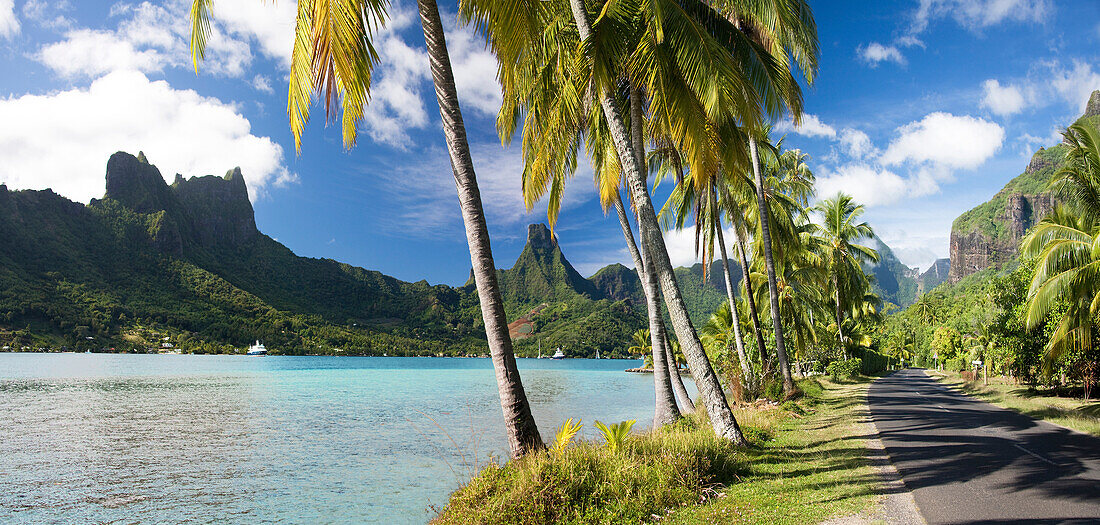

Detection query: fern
xmin=550 ymin=418 xmax=582 ymax=457
xmin=594 ymin=419 xmax=635 ymax=454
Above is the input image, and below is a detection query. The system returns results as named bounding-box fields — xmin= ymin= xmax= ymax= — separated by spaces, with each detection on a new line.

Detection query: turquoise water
xmin=0 ymin=353 xmax=691 ymax=523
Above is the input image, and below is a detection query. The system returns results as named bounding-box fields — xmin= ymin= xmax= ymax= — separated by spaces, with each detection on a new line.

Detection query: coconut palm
xmin=813 ymin=193 xmax=879 ymax=359
xmin=1021 ymin=122 xmax=1100 ymax=372
xmin=189 ymin=0 xmax=545 ymax=457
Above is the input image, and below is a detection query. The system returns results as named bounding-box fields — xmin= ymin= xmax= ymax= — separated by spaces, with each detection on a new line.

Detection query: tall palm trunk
xmin=834 ymin=273 xmax=845 ymax=359
xmin=664 ymin=332 xmax=696 ymax=411
xmin=417 ymin=0 xmax=542 ymax=457
xmin=569 ymin=0 xmax=744 ymax=444
xmin=613 ymin=193 xmax=680 ymax=425
xmin=748 ymin=137 xmax=795 ymax=395
xmin=714 ymin=198 xmax=753 ymax=390
xmin=735 ymin=233 xmax=769 ymax=368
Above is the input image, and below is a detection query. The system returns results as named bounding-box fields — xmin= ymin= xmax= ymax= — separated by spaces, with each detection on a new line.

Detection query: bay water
xmin=0 ymin=353 xmax=692 ymax=523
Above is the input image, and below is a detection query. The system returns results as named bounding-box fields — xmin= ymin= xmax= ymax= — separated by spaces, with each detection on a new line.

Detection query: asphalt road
xmin=868 ymin=369 xmax=1100 ymax=524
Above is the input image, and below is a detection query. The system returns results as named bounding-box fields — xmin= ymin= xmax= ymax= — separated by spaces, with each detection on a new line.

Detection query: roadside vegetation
xmin=436 ymin=377 xmax=882 ymax=524
xmin=930 ymin=370 xmax=1100 ymax=437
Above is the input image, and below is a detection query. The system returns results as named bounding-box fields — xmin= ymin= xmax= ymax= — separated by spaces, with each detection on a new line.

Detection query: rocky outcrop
xmin=1086 ymin=90 xmax=1100 ymax=119
xmin=103 ymin=151 xmax=258 ymax=255
xmin=173 ymin=167 xmax=258 ymax=247
xmin=949 ymin=192 xmax=1054 ymax=281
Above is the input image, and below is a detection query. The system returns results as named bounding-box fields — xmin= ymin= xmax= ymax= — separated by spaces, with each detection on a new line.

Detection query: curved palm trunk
xmin=417 ymin=0 xmax=542 ymax=458
xmin=735 ymin=233 xmax=769 ymax=368
xmin=715 ymin=208 xmax=753 ymax=390
xmin=613 ymin=193 xmax=680 ymax=425
xmin=664 ymin=332 xmax=696 ymax=412
xmin=569 ymin=0 xmax=743 ymax=444
xmin=749 ymin=137 xmax=795 ymax=395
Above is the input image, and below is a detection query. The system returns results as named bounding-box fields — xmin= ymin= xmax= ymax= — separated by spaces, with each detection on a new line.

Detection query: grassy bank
xmin=929 ymin=370 xmax=1100 ymax=437
xmin=435 ymin=377 xmax=881 ymax=524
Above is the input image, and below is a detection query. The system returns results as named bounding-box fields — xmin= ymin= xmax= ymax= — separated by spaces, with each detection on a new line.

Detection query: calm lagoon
xmin=0 ymin=353 xmax=690 ymax=524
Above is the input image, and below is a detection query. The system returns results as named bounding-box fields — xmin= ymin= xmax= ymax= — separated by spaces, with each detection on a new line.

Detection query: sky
xmin=1 ymin=0 xmax=1099 ymax=286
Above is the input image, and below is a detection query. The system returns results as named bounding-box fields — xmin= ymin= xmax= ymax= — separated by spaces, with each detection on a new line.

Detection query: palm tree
xmin=190 ymin=0 xmax=544 ymax=457
xmin=627 ymin=328 xmax=652 ymax=356
xmin=1022 ymin=122 xmax=1100 ymax=380
xmin=813 ymin=193 xmax=879 ymax=359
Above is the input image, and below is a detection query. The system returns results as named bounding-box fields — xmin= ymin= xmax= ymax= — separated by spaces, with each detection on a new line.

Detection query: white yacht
xmin=246 ymin=341 xmax=267 ymax=356
xmin=551 ymin=347 xmax=565 ymax=360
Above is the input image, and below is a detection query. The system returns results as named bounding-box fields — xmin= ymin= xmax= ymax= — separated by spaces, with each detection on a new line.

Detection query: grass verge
xmin=928 ymin=370 xmax=1100 ymax=437
xmin=434 ymin=377 xmax=881 ymax=524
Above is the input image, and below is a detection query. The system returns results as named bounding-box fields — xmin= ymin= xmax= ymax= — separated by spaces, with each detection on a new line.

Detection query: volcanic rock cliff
xmin=948 ymin=90 xmax=1099 ymax=282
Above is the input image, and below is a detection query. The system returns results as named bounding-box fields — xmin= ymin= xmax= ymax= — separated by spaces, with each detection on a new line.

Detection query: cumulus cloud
xmin=0 ymin=0 xmax=18 ymax=38
xmin=838 ymin=128 xmax=875 ymax=159
xmin=1048 ymin=60 xmax=1100 ymax=114
xmin=980 ymin=79 xmax=1027 ymax=116
xmin=815 ymin=165 xmax=909 ymax=207
xmin=857 ymin=42 xmax=906 ymax=66
xmin=356 ymin=0 xmax=502 ymax=148
xmin=21 ymin=0 xmax=73 ymax=30
xmin=37 ymin=2 xmax=253 ymax=78
xmin=775 ymin=113 xmax=836 ymax=139
xmin=0 ymin=70 xmax=295 ymax=203
xmin=881 ymin=112 xmax=1004 ymax=170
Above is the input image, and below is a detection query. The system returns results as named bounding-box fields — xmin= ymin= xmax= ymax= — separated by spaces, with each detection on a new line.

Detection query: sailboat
xmin=537 ymin=338 xmax=548 ymax=359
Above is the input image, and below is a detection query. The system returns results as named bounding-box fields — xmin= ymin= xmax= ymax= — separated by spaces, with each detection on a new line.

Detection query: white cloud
xmin=910 ymin=0 xmax=1050 ymax=34
xmin=0 ymin=0 xmax=19 ymax=38
xmin=882 ymin=112 xmax=1004 ymax=170
xmin=204 ymin=0 xmax=297 ymax=66
xmin=37 ymin=1 xmax=252 ymax=78
xmin=355 ymin=0 xmax=501 ymax=148
xmin=373 ymin=141 xmax=594 ymax=237
xmin=815 ymin=165 xmax=909 ymax=207
xmin=252 ymin=74 xmax=273 ymax=94
xmin=980 ymin=79 xmax=1026 ymax=116
xmin=21 ymin=0 xmax=73 ymax=30
xmin=857 ymin=42 xmax=905 ymax=66
xmin=838 ymin=128 xmax=875 ymax=158
xmin=775 ymin=113 xmax=836 ymax=139
xmin=1047 ymin=60 xmax=1100 ymax=114
xmin=0 ymin=70 xmax=294 ymax=203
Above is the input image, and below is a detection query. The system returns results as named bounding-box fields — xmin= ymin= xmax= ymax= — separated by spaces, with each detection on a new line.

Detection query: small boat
xmin=537 ymin=338 xmax=547 ymax=359
xmin=551 ymin=347 xmax=565 ymax=360
xmin=246 ymin=341 xmax=267 ymax=356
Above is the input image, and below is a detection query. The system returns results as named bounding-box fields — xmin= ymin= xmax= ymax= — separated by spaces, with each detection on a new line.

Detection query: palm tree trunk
xmin=569 ymin=0 xmax=743 ymax=444
xmin=613 ymin=192 xmax=680 ymax=425
xmin=834 ymin=273 xmax=845 ymax=359
xmin=417 ymin=0 xmax=542 ymax=458
xmin=748 ymin=137 xmax=795 ymax=395
xmin=664 ymin=332 xmax=695 ymax=412
xmin=715 ymin=204 xmax=753 ymax=390
xmin=736 ymin=233 xmax=769 ymax=369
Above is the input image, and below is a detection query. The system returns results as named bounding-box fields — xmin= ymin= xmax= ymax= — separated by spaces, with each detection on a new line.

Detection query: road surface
xmin=868 ymin=369 xmax=1100 ymax=524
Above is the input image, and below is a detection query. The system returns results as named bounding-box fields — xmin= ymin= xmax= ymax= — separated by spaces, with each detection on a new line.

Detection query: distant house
xmin=161 ymin=342 xmax=173 ymax=348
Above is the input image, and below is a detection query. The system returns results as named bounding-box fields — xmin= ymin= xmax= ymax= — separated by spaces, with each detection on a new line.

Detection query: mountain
xmin=919 ymin=258 xmax=951 ymax=294
xmin=865 ymin=234 xmax=920 ymax=308
xmin=0 ymin=152 xmax=483 ymax=355
xmin=949 ymin=90 xmax=1100 ymax=282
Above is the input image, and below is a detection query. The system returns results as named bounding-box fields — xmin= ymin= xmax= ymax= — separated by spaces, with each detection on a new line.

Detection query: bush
xmin=827 ymin=358 xmax=862 ymax=381
xmin=945 ymin=357 xmax=967 ymax=372
xmin=436 ymin=413 xmax=744 ymax=524
xmin=762 ymin=378 xmax=784 ymax=401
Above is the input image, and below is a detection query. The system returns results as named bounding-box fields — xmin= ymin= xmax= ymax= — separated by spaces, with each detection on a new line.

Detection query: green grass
xmin=435 ymin=377 xmax=881 ymax=524
xmin=930 ymin=371 xmax=1100 ymax=437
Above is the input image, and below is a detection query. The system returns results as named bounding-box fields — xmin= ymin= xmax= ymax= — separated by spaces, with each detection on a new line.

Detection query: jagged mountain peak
xmin=1086 ymin=90 xmax=1100 ymax=119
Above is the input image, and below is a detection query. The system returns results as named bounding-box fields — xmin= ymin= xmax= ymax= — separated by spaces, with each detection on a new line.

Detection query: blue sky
xmin=1 ymin=0 xmax=1098 ymax=286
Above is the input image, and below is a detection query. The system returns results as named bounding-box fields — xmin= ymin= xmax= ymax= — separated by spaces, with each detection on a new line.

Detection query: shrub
xmin=827 ymin=358 xmax=862 ymax=381
xmin=436 ymin=413 xmax=744 ymax=524
xmin=762 ymin=378 xmax=784 ymax=401
xmin=945 ymin=357 xmax=967 ymax=372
